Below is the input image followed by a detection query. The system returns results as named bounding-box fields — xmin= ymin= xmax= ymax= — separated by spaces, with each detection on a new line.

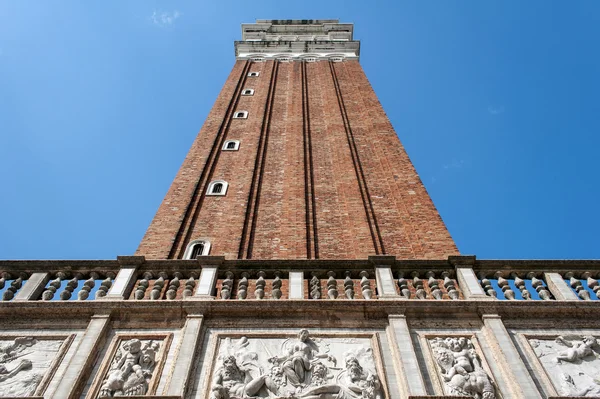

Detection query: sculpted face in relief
xmin=98 ymin=338 xmax=161 ymax=397
xmin=429 ymin=336 xmax=496 ymax=399
xmin=0 ymin=337 xmax=64 ymax=397
xmin=529 ymin=335 xmax=600 ymax=397
xmin=210 ymin=330 xmax=384 ymax=399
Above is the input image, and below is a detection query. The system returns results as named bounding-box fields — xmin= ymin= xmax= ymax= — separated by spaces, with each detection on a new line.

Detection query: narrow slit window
xmin=227 ymin=142 xmax=236 ymax=149
xmin=248 ymin=72 xmax=260 ymax=77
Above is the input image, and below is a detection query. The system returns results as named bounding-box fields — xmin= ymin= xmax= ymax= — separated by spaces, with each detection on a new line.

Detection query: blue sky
xmin=1 ymin=1 xmax=599 ymax=260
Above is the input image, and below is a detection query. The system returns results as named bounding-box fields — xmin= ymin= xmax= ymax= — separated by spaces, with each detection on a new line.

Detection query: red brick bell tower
xmin=136 ymin=19 xmax=458 ymax=261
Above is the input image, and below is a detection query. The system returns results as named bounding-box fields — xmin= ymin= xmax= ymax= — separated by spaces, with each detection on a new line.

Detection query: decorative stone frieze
xmin=428 ymin=336 xmax=496 ymax=399
xmin=0 ymin=336 xmax=71 ymax=397
xmin=208 ymin=330 xmax=385 ymax=399
xmin=90 ymin=334 xmax=172 ymax=398
xmin=528 ymin=335 xmax=600 ymax=397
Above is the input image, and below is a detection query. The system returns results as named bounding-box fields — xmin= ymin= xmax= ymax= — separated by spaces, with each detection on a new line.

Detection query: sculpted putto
xmin=555 ymin=335 xmax=598 ymax=363
xmin=99 ymin=339 xmax=160 ymax=397
xmin=430 ymin=337 xmax=495 ymax=399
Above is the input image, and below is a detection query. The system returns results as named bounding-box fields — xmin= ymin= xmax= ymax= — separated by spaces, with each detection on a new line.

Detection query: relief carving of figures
xmin=430 ymin=337 xmax=496 ymax=399
xmin=529 ymin=335 xmax=600 ymax=397
xmin=99 ymin=339 xmax=160 ymax=397
xmin=210 ymin=331 xmax=385 ymax=399
xmin=0 ymin=337 xmax=64 ymax=397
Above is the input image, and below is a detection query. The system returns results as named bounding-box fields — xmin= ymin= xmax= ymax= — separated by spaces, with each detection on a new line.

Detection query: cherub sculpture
xmin=430 ymin=337 xmax=495 ymax=399
xmin=555 ymin=335 xmax=598 ymax=363
xmin=99 ymin=339 xmax=160 ymax=397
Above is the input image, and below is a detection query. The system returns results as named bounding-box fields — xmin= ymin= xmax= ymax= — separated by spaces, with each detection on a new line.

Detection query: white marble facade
xmin=0 ymin=336 xmax=70 ymax=397
xmin=528 ymin=335 xmax=600 ymax=397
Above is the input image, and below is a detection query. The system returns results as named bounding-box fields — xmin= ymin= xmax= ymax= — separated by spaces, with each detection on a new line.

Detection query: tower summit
xmin=137 ymin=19 xmax=457 ymax=260
xmin=0 ymin=19 xmax=595 ymax=399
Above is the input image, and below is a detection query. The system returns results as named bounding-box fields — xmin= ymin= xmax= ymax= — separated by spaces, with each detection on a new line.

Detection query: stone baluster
xmin=134 ymin=272 xmax=153 ymax=300
xmin=511 ymin=273 xmax=531 ymax=300
xmin=182 ymin=274 xmax=197 ymax=298
xmin=0 ymin=273 xmax=7 ymax=290
xmin=478 ymin=273 xmax=497 ymax=298
xmin=326 ymin=271 xmax=338 ymax=299
xmin=221 ymin=272 xmax=234 ymax=300
xmin=497 ymin=274 xmax=515 ymax=300
xmin=237 ymin=272 xmax=249 ymax=300
xmin=360 ymin=271 xmax=373 ymax=299
xmin=531 ymin=276 xmax=552 ymax=300
xmin=397 ymin=273 xmax=411 ymax=298
xmin=60 ymin=274 xmax=81 ymax=300
xmin=42 ymin=272 xmax=66 ymax=300
xmin=2 ymin=276 xmax=23 ymax=301
xmin=95 ymin=274 xmax=114 ymax=299
xmin=78 ymin=272 xmax=99 ymax=300
xmin=442 ymin=272 xmax=460 ymax=300
xmin=272 ymin=272 xmax=282 ymax=299
xmin=344 ymin=271 xmax=355 ymax=299
xmin=255 ymin=271 xmax=266 ymax=299
xmin=166 ymin=272 xmax=182 ymax=300
xmin=583 ymin=272 xmax=600 ymax=299
xmin=412 ymin=272 xmax=426 ymax=299
xmin=150 ymin=272 xmax=168 ymax=300
xmin=310 ymin=273 xmax=321 ymax=299
xmin=426 ymin=271 xmax=442 ymax=299
xmin=566 ymin=272 xmax=590 ymax=300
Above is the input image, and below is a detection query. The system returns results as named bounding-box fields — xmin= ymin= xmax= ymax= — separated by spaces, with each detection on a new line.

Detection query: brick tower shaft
xmin=136 ymin=20 xmax=458 ymax=260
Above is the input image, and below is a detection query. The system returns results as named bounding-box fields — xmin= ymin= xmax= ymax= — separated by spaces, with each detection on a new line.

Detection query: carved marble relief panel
xmin=425 ymin=335 xmax=498 ymax=399
xmin=87 ymin=333 xmax=172 ymax=398
xmin=0 ymin=335 xmax=73 ymax=397
xmin=205 ymin=329 xmax=386 ymax=399
xmin=527 ymin=335 xmax=600 ymax=397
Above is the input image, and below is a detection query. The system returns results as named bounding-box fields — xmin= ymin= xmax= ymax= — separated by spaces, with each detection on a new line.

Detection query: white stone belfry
xmin=235 ymin=19 xmax=360 ymax=61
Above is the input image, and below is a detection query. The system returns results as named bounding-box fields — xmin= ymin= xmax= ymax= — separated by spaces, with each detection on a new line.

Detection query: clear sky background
xmin=1 ymin=1 xmax=599 ymax=260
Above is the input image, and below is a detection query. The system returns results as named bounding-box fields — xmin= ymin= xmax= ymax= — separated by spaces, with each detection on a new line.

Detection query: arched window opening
xmin=184 ymin=239 xmax=211 ymax=259
xmin=207 ymin=180 xmax=228 ymax=196
xmin=222 ymin=140 xmax=240 ymax=151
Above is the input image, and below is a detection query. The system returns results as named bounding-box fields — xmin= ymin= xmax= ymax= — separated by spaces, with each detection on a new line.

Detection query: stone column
xmin=13 ymin=272 xmax=49 ymax=301
xmin=51 ymin=313 xmax=111 ymax=399
xmin=165 ymin=314 xmax=204 ymax=396
xmin=481 ymin=314 xmax=542 ymax=399
xmin=544 ymin=272 xmax=578 ymax=300
xmin=387 ymin=315 xmax=427 ymax=397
